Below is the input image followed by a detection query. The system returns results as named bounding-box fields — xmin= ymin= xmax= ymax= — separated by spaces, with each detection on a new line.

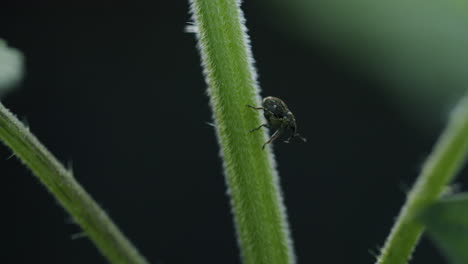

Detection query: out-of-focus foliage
xmin=266 ymin=0 xmax=468 ymax=128
xmin=421 ymin=193 xmax=468 ymax=264
xmin=0 ymin=39 xmax=23 ymax=96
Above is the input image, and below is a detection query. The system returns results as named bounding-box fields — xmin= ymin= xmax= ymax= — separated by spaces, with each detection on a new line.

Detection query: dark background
xmin=1 ymin=1 xmax=466 ymax=264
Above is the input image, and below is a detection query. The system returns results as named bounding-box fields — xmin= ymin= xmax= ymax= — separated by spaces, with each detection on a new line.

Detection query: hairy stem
xmin=0 ymin=102 xmax=148 ymax=264
xmin=189 ymin=0 xmax=295 ymax=263
xmin=376 ymin=96 xmax=468 ymax=264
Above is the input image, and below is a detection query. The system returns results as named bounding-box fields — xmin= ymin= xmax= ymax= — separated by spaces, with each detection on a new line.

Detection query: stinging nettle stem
xmin=0 ymin=102 xmax=148 ymax=264
xmin=376 ymin=96 xmax=468 ymax=264
xmin=189 ymin=0 xmax=295 ymax=263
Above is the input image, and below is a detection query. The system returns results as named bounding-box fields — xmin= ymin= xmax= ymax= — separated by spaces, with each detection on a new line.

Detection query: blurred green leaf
xmin=0 ymin=39 xmax=23 ymax=96
xmin=421 ymin=193 xmax=468 ymax=264
xmin=265 ymin=0 xmax=468 ymax=129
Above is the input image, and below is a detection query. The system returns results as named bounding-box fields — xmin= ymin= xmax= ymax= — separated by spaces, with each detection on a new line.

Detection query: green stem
xmin=376 ymin=96 xmax=468 ymax=264
xmin=0 ymin=102 xmax=148 ymax=264
xmin=189 ymin=1 xmax=295 ymax=263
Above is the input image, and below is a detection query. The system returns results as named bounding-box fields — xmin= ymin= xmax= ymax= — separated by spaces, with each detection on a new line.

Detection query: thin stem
xmin=0 ymin=102 xmax=148 ymax=264
xmin=376 ymin=96 xmax=468 ymax=264
xmin=189 ymin=0 xmax=295 ymax=263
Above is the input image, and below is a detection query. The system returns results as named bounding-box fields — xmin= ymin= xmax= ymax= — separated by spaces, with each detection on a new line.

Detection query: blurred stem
xmin=189 ymin=0 xmax=295 ymax=263
xmin=376 ymin=96 xmax=468 ymax=264
xmin=0 ymin=102 xmax=148 ymax=264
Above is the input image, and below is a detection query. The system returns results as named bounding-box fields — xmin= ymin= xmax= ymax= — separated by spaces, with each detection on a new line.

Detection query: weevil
xmin=248 ymin=96 xmax=306 ymax=149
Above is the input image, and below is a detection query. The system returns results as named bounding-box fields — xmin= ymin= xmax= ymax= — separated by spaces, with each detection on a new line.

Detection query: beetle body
xmin=248 ymin=96 xmax=306 ymax=149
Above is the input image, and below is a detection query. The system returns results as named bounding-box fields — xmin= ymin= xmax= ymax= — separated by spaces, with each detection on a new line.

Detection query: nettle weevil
xmin=248 ymin=96 xmax=306 ymax=149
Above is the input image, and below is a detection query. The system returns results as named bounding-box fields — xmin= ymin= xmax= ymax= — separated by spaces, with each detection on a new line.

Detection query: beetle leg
xmin=262 ymin=129 xmax=283 ymax=149
xmin=247 ymin=105 xmax=264 ymax=110
xmin=284 ymin=133 xmax=307 ymax=143
xmin=283 ymin=125 xmax=294 ymax=143
xmin=295 ymin=133 xmax=307 ymax=142
xmin=250 ymin=123 xmax=269 ymax=133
